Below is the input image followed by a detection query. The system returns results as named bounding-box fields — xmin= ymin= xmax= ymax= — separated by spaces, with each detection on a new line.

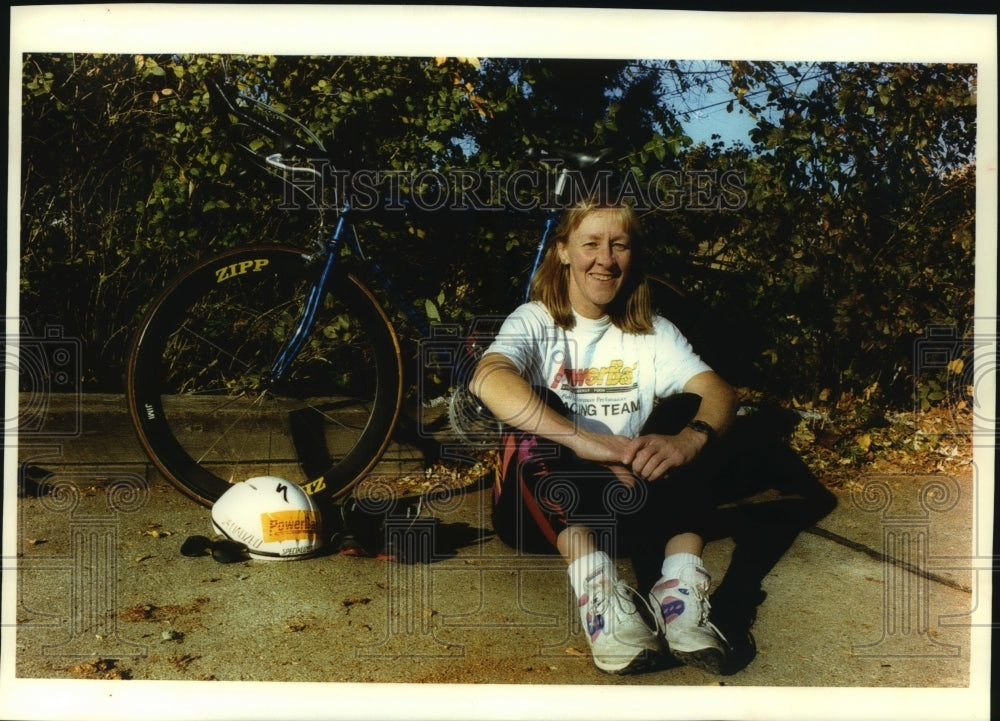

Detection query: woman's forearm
xmin=469 ymin=353 xmax=581 ymax=447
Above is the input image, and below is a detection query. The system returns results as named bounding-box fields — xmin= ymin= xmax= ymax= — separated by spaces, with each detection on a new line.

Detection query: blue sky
xmin=683 ymin=104 xmax=759 ymax=148
xmin=671 ymin=61 xmax=824 ymax=149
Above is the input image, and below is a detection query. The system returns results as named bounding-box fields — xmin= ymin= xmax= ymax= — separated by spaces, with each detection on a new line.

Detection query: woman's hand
xmin=621 ymin=429 xmax=708 ymax=481
xmin=618 ymin=369 xmax=737 ymax=482
xmin=567 ymin=429 xmax=640 ymax=488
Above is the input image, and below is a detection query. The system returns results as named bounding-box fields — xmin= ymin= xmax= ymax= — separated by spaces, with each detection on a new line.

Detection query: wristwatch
xmin=686 ymin=419 xmax=717 ymax=443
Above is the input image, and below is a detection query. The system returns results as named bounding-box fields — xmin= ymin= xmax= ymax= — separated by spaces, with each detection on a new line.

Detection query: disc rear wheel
xmin=126 ymin=247 xmax=403 ymax=507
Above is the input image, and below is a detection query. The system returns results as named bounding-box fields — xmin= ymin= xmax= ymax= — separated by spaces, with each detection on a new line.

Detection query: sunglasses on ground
xmin=180 ymin=535 xmax=250 ymax=563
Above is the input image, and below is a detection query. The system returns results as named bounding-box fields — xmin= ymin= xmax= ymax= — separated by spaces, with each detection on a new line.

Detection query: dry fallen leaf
xmin=127 ymin=604 xmax=155 ymax=621
xmin=69 ymin=658 xmax=130 ymax=680
xmin=341 ymin=596 xmax=372 ymax=608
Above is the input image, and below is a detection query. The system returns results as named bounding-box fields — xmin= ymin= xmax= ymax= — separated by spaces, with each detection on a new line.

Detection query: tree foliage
xmin=720 ymin=62 xmax=976 ymax=406
xmin=19 ymin=55 xmax=977 ymax=414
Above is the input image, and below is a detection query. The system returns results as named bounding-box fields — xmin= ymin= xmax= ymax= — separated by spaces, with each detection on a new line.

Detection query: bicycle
xmin=125 ymin=72 xmax=686 ymax=512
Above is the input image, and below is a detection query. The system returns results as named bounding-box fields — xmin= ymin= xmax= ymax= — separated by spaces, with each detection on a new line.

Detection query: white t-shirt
xmin=484 ymin=301 xmax=712 ymax=438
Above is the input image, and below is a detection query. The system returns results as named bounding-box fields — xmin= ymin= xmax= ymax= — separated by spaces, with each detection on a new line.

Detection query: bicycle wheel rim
xmin=126 ymin=247 xmax=402 ymax=507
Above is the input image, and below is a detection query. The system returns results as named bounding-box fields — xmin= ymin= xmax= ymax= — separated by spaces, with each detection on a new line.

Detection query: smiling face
xmin=556 ymin=209 xmax=632 ymax=319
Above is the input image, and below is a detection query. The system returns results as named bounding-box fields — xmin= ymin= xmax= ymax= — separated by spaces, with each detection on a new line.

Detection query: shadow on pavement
xmin=317 ymin=401 xmax=837 ymax=675
xmin=320 ymin=475 xmax=495 ymax=564
xmin=696 ymin=405 xmax=838 ymax=674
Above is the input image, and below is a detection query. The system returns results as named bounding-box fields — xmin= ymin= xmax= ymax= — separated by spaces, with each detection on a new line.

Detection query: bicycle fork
xmin=265 ymin=220 xmax=346 ymax=386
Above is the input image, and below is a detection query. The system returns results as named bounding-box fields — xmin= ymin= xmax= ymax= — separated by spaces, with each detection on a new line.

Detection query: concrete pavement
xmin=4 ymin=394 xmax=989 ymax=720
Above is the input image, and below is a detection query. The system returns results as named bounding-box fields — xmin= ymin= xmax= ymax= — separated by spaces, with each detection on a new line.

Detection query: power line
xmin=666 ymin=63 xmax=836 ymax=121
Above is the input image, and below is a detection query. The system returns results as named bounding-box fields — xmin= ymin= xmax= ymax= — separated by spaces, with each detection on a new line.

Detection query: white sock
xmin=660 ymin=552 xmax=704 ymax=582
xmin=568 ymin=551 xmax=615 ymax=598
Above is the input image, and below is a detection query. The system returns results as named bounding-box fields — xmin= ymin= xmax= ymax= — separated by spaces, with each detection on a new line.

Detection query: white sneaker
xmin=578 ymin=574 xmax=663 ymax=674
xmin=649 ymin=564 xmax=728 ymax=674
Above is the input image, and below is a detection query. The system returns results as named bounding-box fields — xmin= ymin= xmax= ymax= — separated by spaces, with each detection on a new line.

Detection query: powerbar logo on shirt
xmin=260 ymin=510 xmax=320 ymax=542
xmin=550 ymin=359 xmax=637 ymax=392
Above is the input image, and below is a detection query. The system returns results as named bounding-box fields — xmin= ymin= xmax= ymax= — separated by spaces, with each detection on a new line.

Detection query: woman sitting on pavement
xmin=470 ymin=194 xmax=738 ymax=675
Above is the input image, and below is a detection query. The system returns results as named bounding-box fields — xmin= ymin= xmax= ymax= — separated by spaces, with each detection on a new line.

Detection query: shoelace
xmin=690 ymin=586 xmax=713 ymax=626
xmin=679 ymin=584 xmax=731 ymax=647
xmin=590 ymin=579 xmax=651 ymax=626
xmin=704 ymin=619 xmax=730 ymax=647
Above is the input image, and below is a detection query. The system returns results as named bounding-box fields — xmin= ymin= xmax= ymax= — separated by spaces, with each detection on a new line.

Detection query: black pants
xmin=492 ymin=391 xmax=723 ymax=560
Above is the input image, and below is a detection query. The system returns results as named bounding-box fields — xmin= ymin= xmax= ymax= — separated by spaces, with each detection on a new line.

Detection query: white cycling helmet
xmin=211 ymin=476 xmax=322 ymax=560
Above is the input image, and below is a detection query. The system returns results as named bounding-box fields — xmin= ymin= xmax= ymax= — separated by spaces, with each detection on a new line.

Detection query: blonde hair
xmin=529 ymin=199 xmax=653 ymax=333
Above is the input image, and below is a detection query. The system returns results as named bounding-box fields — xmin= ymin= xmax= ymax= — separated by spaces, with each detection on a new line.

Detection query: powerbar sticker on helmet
xmin=260 ymin=510 xmax=321 ymax=542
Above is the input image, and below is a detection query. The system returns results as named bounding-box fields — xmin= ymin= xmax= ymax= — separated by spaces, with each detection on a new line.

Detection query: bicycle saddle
xmin=206 ymin=73 xmax=315 ymax=159
xmin=527 ymin=146 xmax=614 ymax=170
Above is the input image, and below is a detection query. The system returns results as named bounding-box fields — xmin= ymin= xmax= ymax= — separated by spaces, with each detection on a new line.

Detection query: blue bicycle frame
xmin=266 ymin=199 xmax=431 ymax=384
